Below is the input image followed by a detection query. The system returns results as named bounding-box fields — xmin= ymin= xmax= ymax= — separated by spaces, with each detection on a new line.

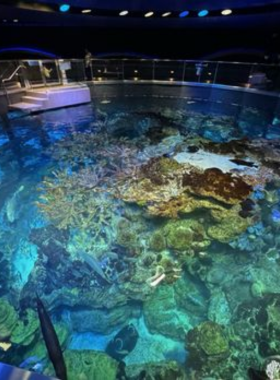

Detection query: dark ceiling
xmin=0 ymin=0 xmax=280 ymax=61
xmin=0 ymin=0 xmax=280 ymax=28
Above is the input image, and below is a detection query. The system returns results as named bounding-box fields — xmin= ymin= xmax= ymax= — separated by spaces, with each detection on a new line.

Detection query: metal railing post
xmin=213 ymin=62 xmax=219 ymax=84
xmin=152 ymin=60 xmax=155 ymax=81
xmin=122 ymin=60 xmax=125 ymax=80
xmin=182 ymin=61 xmax=186 ymax=82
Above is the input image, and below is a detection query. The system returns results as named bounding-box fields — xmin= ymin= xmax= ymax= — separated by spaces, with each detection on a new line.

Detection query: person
xmin=42 ymin=65 xmax=53 ymax=79
xmin=84 ymin=48 xmax=92 ymax=81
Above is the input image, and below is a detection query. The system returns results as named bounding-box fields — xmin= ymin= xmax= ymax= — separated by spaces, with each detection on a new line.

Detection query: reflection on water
xmin=0 ymin=97 xmax=280 ymax=379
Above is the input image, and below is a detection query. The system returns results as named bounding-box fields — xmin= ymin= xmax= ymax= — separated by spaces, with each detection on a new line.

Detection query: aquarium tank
xmin=1 ymin=58 xmax=280 ymax=380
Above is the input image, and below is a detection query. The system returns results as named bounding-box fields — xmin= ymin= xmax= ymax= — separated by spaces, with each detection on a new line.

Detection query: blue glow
xmin=0 ymin=47 xmax=57 ymax=58
xmin=59 ymin=4 xmax=70 ymax=12
xmin=179 ymin=11 xmax=189 ymax=18
xmin=198 ymin=10 xmax=209 ymax=17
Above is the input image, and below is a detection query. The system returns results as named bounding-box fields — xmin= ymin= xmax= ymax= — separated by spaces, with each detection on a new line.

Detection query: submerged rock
xmin=143 ymin=285 xmax=193 ymax=340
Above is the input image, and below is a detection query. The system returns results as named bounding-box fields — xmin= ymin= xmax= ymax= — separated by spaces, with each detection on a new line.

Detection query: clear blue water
xmin=0 ymin=97 xmax=280 ymax=379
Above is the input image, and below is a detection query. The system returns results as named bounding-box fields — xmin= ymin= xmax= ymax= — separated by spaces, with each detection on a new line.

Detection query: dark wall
xmin=0 ymin=26 xmax=280 ymax=62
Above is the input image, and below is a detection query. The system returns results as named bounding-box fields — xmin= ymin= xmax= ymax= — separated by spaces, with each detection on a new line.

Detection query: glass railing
xmin=0 ymin=58 xmax=280 ymax=93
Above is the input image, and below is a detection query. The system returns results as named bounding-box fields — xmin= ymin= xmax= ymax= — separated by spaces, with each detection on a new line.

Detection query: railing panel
xmin=215 ymin=62 xmax=252 ymax=87
xmin=154 ymin=60 xmax=184 ymax=81
xmin=0 ymin=59 xmax=279 ymax=93
xmin=183 ymin=62 xmax=199 ymax=82
xmin=22 ymin=60 xmax=44 ymax=87
xmin=123 ymin=60 xmax=154 ymax=80
xmin=41 ymin=60 xmax=61 ymax=85
xmin=92 ymin=59 xmax=123 ymax=80
xmin=249 ymin=63 xmax=280 ymax=91
xmin=64 ymin=60 xmax=85 ymax=82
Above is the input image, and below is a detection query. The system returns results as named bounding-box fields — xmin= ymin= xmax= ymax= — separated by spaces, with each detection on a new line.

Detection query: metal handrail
xmin=1 ymin=64 xmax=26 ymax=105
xmin=2 ymin=64 xmax=25 ymax=83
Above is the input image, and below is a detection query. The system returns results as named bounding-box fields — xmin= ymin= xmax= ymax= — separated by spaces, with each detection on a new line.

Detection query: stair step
xmin=22 ymin=96 xmax=47 ymax=105
xmin=4 ymin=80 xmax=21 ymax=87
xmin=9 ymin=102 xmax=42 ymax=111
xmin=25 ymin=91 xmax=48 ymax=99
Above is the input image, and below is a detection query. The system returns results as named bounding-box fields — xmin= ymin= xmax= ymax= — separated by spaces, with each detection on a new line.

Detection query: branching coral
xmin=36 ymin=170 xmax=117 ymax=239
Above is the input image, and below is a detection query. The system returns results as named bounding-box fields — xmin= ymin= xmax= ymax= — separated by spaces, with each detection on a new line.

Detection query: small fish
xmin=100 ymin=99 xmax=111 ymax=104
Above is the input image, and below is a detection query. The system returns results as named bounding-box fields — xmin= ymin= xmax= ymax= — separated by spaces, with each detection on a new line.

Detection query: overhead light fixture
xmin=3 ymin=19 xmax=7 ymax=23
xmin=144 ymin=12 xmax=154 ymax=18
xmin=179 ymin=11 xmax=189 ymax=18
xmin=162 ymin=12 xmax=171 ymax=17
xmin=198 ymin=10 xmax=209 ymax=17
xmin=13 ymin=19 xmax=19 ymax=23
xmin=82 ymin=9 xmax=92 ymax=14
xmin=59 ymin=4 xmax=70 ymax=13
xmin=119 ymin=10 xmax=129 ymax=16
xmin=221 ymin=9 xmax=232 ymax=16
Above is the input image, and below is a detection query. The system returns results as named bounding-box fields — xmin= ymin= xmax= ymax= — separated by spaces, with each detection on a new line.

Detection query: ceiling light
xmin=162 ymin=12 xmax=171 ymax=17
xmin=13 ymin=19 xmax=19 ymax=23
xmin=198 ymin=10 xmax=209 ymax=17
xmin=3 ymin=19 xmax=7 ymax=23
xmin=179 ymin=11 xmax=189 ymax=18
xmin=59 ymin=4 xmax=70 ymax=12
xmin=82 ymin=9 xmax=92 ymax=14
xmin=119 ymin=10 xmax=129 ymax=16
xmin=221 ymin=9 xmax=232 ymax=16
xmin=144 ymin=12 xmax=154 ymax=18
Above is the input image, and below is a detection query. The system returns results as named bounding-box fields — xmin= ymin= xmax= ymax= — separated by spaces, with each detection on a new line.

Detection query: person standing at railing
xmin=84 ymin=49 xmax=92 ymax=81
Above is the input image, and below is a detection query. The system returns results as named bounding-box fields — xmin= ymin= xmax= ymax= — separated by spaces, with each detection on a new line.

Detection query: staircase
xmin=9 ymin=90 xmax=48 ymax=112
xmin=8 ymin=85 xmax=91 ymax=113
xmin=3 ymin=80 xmax=21 ymax=92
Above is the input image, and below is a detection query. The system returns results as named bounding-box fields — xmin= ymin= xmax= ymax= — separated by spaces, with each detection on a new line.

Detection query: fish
xmin=79 ymin=251 xmax=111 ymax=284
xmin=36 ymin=295 xmax=67 ymax=380
xmin=106 ymin=324 xmax=139 ymax=361
xmin=100 ymin=99 xmax=111 ymax=104
xmin=5 ymin=185 xmax=24 ymax=223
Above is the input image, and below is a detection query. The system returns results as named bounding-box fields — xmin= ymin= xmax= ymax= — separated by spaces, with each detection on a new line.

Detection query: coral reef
xmin=45 ymin=350 xmax=118 ymax=380
xmin=126 ymin=360 xmax=188 ymax=380
xmin=3 ymin=103 xmax=280 ymax=380
xmin=10 ymin=309 xmax=39 ymax=346
xmin=143 ymin=285 xmax=193 ymax=340
xmin=163 ymin=219 xmax=210 ymax=253
xmin=182 ymin=167 xmax=252 ymax=205
xmin=0 ymin=298 xmax=18 ymax=340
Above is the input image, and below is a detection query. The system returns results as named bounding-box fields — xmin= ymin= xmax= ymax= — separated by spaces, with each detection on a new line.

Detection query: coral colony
xmin=1 ymin=102 xmax=280 ymax=379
